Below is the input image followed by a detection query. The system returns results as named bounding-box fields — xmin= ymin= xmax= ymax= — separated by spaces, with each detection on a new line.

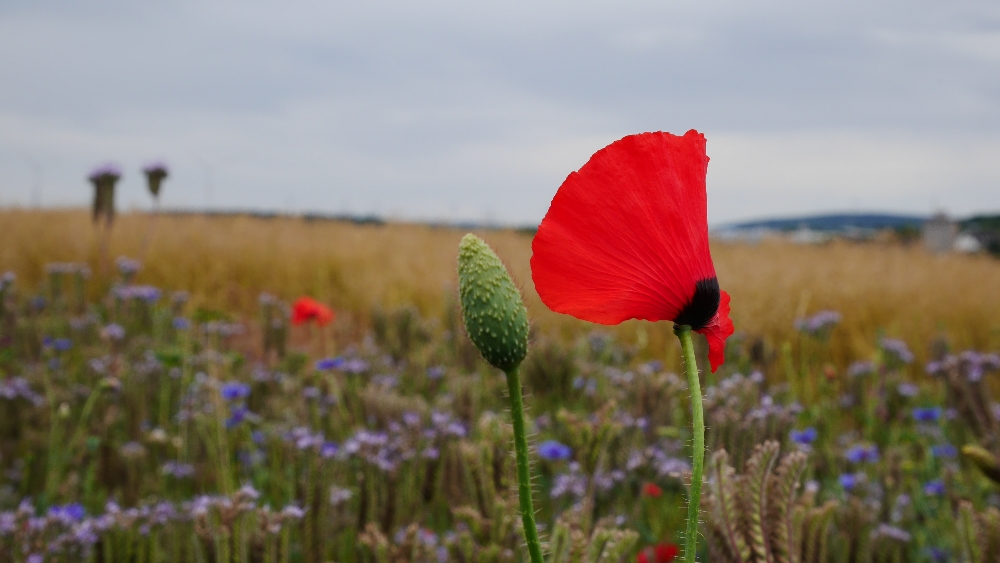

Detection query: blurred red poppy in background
xmin=654 ymin=543 xmax=680 ymax=563
xmin=291 ymin=297 xmax=335 ymax=326
xmin=642 ymin=482 xmax=663 ymax=498
xmin=636 ymin=543 xmax=679 ymax=563
xmin=531 ymin=130 xmax=733 ymax=372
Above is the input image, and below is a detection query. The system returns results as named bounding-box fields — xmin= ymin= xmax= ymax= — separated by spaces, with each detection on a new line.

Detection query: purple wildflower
xmin=320 ymin=442 xmax=339 ymax=458
xmin=48 ymin=503 xmax=85 ymax=523
xmin=316 ymin=357 xmax=345 ymax=371
xmin=281 ymin=505 xmax=305 ymax=519
xmin=329 ymin=487 xmax=352 ymax=506
xmin=794 ymin=310 xmax=841 ymax=336
xmin=162 ymin=461 xmax=196 ymax=478
xmin=220 ymin=382 xmax=251 ymax=401
xmin=101 ymin=324 xmax=126 ymax=341
xmin=343 ymin=358 xmax=370 ymax=374
xmin=790 ymin=427 xmax=818 ymax=445
xmin=551 ymin=463 xmax=588 ymax=499
xmin=896 ymin=382 xmax=919 ymax=397
xmin=880 ymin=337 xmax=914 ymax=365
xmin=226 ymin=405 xmax=249 ymax=428
xmin=931 ymin=444 xmax=957 ymax=458
xmin=839 ymin=472 xmax=861 ymax=491
xmin=845 ymin=444 xmax=879 ymax=464
xmin=537 ymin=440 xmax=572 ymax=461
xmin=115 ymin=256 xmax=141 ymax=276
xmin=873 ymin=524 xmax=911 ymax=542
xmin=926 ymin=547 xmax=949 ymax=563
xmin=923 ymin=480 xmax=946 ymax=496
xmin=912 ymin=406 xmax=942 ymax=423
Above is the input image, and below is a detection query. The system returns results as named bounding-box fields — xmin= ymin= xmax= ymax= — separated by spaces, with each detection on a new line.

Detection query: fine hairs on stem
xmin=675 ymin=324 xmax=705 ymax=563
xmin=505 ymin=366 xmax=545 ymax=563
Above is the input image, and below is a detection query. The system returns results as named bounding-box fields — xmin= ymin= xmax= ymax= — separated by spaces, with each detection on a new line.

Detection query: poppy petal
xmin=695 ymin=290 xmax=734 ymax=372
xmin=291 ymin=297 xmax=335 ymax=326
xmin=531 ymin=130 xmax=717 ymax=325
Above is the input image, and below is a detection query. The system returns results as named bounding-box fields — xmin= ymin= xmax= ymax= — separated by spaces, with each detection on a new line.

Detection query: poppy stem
xmin=674 ymin=324 xmax=704 ymax=563
xmin=504 ymin=366 xmax=545 ymax=563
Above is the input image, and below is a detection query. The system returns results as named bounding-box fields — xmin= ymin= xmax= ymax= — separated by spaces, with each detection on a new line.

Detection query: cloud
xmin=0 ymin=0 xmax=998 ymax=223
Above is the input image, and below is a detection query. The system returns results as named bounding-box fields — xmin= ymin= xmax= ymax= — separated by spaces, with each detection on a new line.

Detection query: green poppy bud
xmin=458 ymin=234 xmax=529 ymax=372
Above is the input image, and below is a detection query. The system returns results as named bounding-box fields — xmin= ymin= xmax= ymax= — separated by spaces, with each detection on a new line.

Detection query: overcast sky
xmin=1 ymin=1 xmax=998 ymax=225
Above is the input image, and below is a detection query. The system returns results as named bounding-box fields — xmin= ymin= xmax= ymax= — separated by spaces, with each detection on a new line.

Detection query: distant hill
xmin=962 ymin=214 xmax=1000 ymax=231
xmin=718 ymin=213 xmax=927 ymax=232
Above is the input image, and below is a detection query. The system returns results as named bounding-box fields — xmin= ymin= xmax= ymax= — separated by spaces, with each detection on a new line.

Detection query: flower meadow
xmin=1 ymin=135 xmax=999 ymax=563
xmin=0 ymin=252 xmax=998 ymax=563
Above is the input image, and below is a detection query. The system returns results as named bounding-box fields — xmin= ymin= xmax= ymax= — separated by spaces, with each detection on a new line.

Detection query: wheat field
xmin=2 ymin=208 xmax=998 ymax=369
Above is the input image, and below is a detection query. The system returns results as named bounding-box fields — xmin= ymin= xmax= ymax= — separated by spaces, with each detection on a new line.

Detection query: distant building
xmin=922 ymin=213 xmax=957 ymax=253
xmin=710 ymin=227 xmax=778 ymax=244
xmin=953 ymin=233 xmax=982 ymax=253
xmin=790 ymin=225 xmax=829 ymax=245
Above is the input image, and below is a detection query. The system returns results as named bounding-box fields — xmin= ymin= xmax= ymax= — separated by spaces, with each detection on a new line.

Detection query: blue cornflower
xmin=48 ymin=503 xmax=85 ymax=522
xmin=316 ymin=357 xmax=345 ymax=371
xmin=173 ymin=317 xmax=191 ymax=330
xmin=226 ymin=405 xmax=249 ymax=428
xmin=320 ymin=442 xmax=339 ymax=458
xmin=790 ymin=427 xmax=818 ymax=445
xmin=912 ymin=407 xmax=942 ymax=423
xmin=53 ymin=338 xmax=72 ymax=352
xmin=426 ymin=365 xmax=446 ymax=379
xmin=931 ymin=444 xmax=958 ymax=458
xmin=537 ymin=440 xmax=572 ymax=461
xmin=926 ymin=547 xmax=949 ymax=563
xmin=845 ymin=444 xmax=879 ymax=464
xmin=251 ymin=430 xmax=266 ymax=445
xmin=220 ymin=382 xmax=251 ymax=401
xmin=839 ymin=473 xmax=860 ymax=491
xmin=923 ymin=479 xmax=946 ymax=496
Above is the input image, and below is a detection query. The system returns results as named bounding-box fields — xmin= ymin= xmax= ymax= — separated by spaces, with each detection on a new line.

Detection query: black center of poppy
xmin=673 ymin=277 xmax=720 ymax=330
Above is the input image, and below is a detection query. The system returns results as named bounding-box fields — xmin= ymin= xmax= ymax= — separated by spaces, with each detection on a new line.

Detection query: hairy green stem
xmin=504 ymin=366 xmax=544 ymax=563
xmin=675 ymin=325 xmax=704 ymax=563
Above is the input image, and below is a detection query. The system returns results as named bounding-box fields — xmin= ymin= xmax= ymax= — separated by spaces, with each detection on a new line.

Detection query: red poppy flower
xmin=530 ymin=130 xmax=734 ymax=372
xmin=654 ymin=543 xmax=680 ymax=563
xmin=637 ymin=551 xmax=650 ymax=563
xmin=290 ymin=297 xmax=335 ymax=327
xmin=642 ymin=482 xmax=663 ymax=498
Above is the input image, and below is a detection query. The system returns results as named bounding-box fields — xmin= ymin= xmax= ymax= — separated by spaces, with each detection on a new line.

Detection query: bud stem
xmin=674 ymin=324 xmax=704 ymax=563
xmin=504 ymin=366 xmax=544 ymax=563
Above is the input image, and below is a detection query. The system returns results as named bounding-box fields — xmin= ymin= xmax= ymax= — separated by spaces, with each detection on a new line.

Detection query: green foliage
xmin=958 ymin=501 xmax=1000 ymax=563
xmin=702 ymin=442 xmax=836 ymax=563
xmin=548 ymin=503 xmax=640 ymax=563
xmin=2 ymin=246 xmax=1000 ymax=561
xmin=963 ymin=445 xmax=1000 ymax=486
